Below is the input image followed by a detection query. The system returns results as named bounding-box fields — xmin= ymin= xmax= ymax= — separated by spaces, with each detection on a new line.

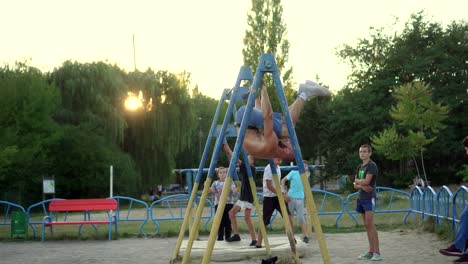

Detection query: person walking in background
xmin=281 ymin=160 xmax=311 ymax=243
xmin=255 ymin=158 xmax=293 ymax=248
xmin=439 ymin=136 xmax=468 ymax=263
xmin=223 ymin=142 xmax=257 ymax=246
xmin=354 ymin=144 xmax=382 ymax=261
xmin=210 ymin=166 xmax=238 ymax=241
xmin=148 ymin=188 xmax=155 ymax=202
xmin=409 ymin=175 xmax=425 ymax=190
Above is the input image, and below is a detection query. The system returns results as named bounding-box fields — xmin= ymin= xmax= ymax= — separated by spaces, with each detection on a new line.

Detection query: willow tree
xmin=51 ymin=61 xmax=127 ymax=145
xmin=50 ymin=62 xmax=140 ymax=197
xmin=124 ymin=70 xmax=195 ymax=187
xmin=242 ymin=0 xmax=294 ymax=107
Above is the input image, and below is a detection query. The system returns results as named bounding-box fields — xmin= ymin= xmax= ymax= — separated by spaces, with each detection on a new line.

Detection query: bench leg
xmin=108 ymin=222 xmax=112 ymax=240
xmin=41 ymin=223 xmax=45 ymax=241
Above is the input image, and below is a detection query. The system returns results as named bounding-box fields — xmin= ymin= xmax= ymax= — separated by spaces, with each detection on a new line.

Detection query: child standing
xmin=210 ymin=166 xmax=238 ymax=241
xmin=354 ymin=144 xmax=381 ymax=261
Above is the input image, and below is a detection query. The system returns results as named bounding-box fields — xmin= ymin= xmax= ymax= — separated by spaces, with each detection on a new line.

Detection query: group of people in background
xmin=210 ymin=143 xmax=311 ymax=248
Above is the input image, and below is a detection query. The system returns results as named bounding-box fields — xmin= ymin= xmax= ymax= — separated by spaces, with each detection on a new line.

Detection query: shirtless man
xmin=235 ymin=79 xmax=330 ymax=161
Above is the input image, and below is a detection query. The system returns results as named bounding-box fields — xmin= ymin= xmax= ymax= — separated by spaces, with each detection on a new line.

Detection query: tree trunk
xmin=412 ymin=156 xmax=421 ymax=178
xmin=420 ymin=148 xmax=429 ymax=185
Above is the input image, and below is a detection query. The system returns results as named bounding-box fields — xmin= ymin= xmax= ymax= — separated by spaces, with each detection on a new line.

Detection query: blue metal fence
xmin=111 ymin=196 xmax=150 ymax=238
xmin=0 ymin=201 xmax=26 ymax=227
xmin=1 ymin=184 xmax=466 ymax=239
xmin=346 ymin=186 xmax=411 ymax=225
xmin=149 ymin=194 xmax=214 ymax=235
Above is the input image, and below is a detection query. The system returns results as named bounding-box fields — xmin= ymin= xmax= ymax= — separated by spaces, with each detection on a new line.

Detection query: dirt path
xmin=0 ymin=229 xmax=453 ymax=264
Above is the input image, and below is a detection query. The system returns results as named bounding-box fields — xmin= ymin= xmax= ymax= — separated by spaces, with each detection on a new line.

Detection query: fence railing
xmin=1 ymin=184 xmax=466 ymax=239
xmin=346 ymin=186 xmax=411 ymax=225
xmin=149 ymin=194 xmax=214 ymax=235
xmin=111 ymin=196 xmax=150 ymax=238
xmin=0 ymin=201 xmax=26 ymax=227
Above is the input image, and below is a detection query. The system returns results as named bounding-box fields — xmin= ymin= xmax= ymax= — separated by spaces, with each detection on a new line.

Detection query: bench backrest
xmin=49 ymin=199 xmax=117 ymax=212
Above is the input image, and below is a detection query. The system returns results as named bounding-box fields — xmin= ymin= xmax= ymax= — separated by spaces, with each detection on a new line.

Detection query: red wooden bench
xmin=41 ymin=198 xmax=118 ymax=241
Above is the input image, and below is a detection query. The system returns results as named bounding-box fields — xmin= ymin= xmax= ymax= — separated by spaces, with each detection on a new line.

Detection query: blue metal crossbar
xmin=452 ymin=186 xmax=468 ymax=231
xmin=111 ymin=196 xmax=149 ymax=238
xmin=346 ymin=187 xmax=411 ymax=225
xmin=422 ymin=187 xmax=438 ymax=220
xmin=436 ymin=186 xmax=453 ymax=225
xmin=405 ymin=185 xmax=467 ymax=233
xmin=312 ymin=189 xmax=346 ymax=226
xmin=0 ymin=200 xmax=26 ymax=226
xmin=150 ymin=194 xmax=214 ymax=235
xmin=26 ymin=198 xmax=65 ymax=238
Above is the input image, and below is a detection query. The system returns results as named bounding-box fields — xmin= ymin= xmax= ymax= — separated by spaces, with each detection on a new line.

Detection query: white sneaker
xmin=371 ymin=253 xmax=382 ymax=261
xmin=298 ymin=80 xmax=331 ymax=98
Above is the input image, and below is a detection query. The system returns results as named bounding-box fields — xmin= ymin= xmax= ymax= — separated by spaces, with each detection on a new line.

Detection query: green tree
xmin=321 ymin=19 xmax=397 ymax=183
xmin=330 ymin=12 xmax=466 ymax=185
xmin=386 ymin=14 xmax=467 ymax=181
xmin=0 ymin=63 xmax=62 ymax=203
xmin=51 ymin=61 xmax=142 ymax=196
xmin=175 ymin=91 xmax=223 ymax=170
xmin=123 ymin=70 xmax=195 ymax=188
xmin=372 ymin=82 xmax=449 ymax=183
xmin=242 ymin=0 xmax=294 ymax=108
xmin=48 ymin=126 xmax=139 ymax=198
xmin=296 ymin=97 xmax=332 ymax=188
xmin=456 ymin=165 xmax=468 ymax=182
xmin=51 ymin=61 xmax=127 ymax=146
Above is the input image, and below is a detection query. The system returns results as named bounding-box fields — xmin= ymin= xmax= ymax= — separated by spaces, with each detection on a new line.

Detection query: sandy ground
xmin=0 ymin=229 xmax=455 ymax=264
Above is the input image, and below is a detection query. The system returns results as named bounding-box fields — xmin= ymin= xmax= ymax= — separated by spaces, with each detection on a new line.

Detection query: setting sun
xmin=124 ymin=91 xmax=143 ymax=111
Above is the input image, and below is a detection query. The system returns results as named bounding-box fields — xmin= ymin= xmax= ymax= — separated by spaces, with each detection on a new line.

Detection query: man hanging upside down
xmin=235 ymin=79 xmax=331 ymax=161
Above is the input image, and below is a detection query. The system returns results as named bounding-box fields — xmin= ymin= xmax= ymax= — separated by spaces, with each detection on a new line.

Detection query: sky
xmin=1 ymin=0 xmax=467 ymax=99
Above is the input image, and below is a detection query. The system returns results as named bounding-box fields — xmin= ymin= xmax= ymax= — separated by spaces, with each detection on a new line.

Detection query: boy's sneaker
xmin=371 ymin=253 xmax=382 ymax=261
xmin=298 ymin=80 xmax=331 ymax=98
xmin=226 ymin=234 xmax=241 ymax=242
xmin=302 ymin=236 xmax=309 ymax=243
xmin=358 ymin=252 xmax=373 ymax=260
xmin=440 ymin=245 xmax=462 ymax=256
xmin=249 ymin=240 xmax=257 ymax=246
xmin=454 ymin=255 xmax=468 ymax=263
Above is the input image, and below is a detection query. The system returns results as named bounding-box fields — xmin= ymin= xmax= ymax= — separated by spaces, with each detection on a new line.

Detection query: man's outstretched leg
xmin=280 ymin=80 xmax=331 ymax=138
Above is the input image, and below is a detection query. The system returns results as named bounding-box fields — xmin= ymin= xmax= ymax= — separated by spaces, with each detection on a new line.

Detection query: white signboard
xmin=43 ymin=179 xmax=55 ymax=194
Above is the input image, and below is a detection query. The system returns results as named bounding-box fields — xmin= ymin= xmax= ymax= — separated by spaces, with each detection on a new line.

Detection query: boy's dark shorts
xmin=356 ymin=198 xmax=375 ymax=214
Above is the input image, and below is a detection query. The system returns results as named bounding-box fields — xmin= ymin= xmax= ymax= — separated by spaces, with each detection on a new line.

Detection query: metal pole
xmin=110 ymin=165 xmax=113 ymax=198
xmin=270 ymin=161 xmax=299 ymax=263
xmin=132 ymin=34 xmax=137 ymax=71
xmin=181 ymin=179 xmax=212 ymax=264
xmin=198 ymin=117 xmax=202 ymax=160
